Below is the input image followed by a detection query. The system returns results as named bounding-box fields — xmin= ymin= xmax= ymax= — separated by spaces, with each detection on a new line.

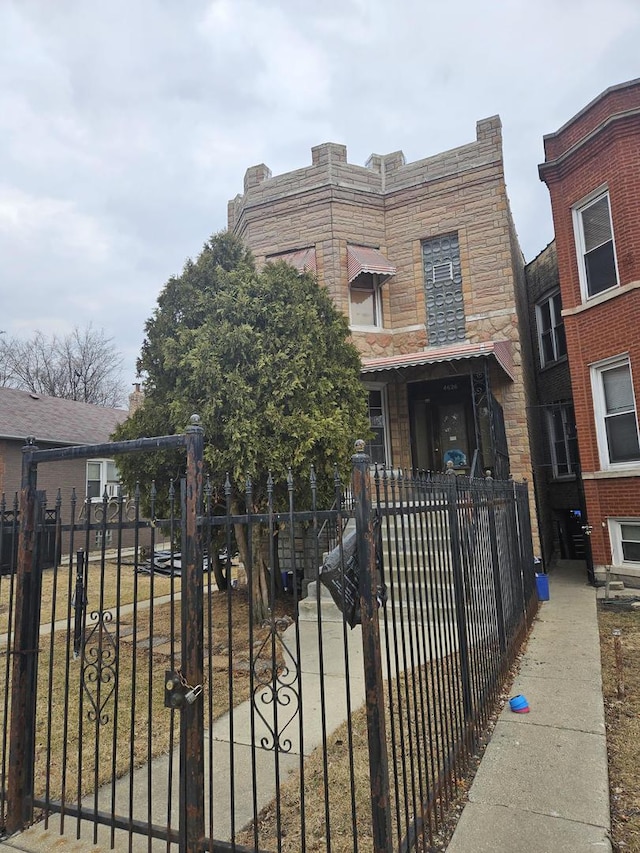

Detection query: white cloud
xmin=0 ymin=187 xmax=111 ymax=262
xmin=199 ymin=0 xmax=332 ymax=112
xmin=0 ymin=0 xmax=639 ymax=376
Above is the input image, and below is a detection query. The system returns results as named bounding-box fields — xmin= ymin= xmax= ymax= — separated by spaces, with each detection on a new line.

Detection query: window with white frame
xmin=365 ymin=387 xmax=389 ymax=466
xmin=546 ymin=404 xmax=578 ymax=477
xmin=591 ymin=356 xmax=640 ymax=468
xmin=350 ymin=273 xmax=383 ymax=328
xmin=608 ymin=519 xmax=640 ymax=567
xmin=536 ymin=291 xmax=566 ymax=367
xmin=87 ymin=459 xmax=120 ymax=500
xmin=573 ymin=190 xmax=619 ymax=299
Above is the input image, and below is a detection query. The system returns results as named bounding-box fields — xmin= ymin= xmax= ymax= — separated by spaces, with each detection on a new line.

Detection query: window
xmin=422 ymin=233 xmax=465 ymax=345
xmin=536 ymin=291 xmax=566 ymax=367
xmin=350 ymin=273 xmax=383 ymax=328
xmin=95 ymin=529 xmax=114 ymax=548
xmin=546 ymin=404 xmax=578 ymax=477
xmin=573 ymin=190 xmax=619 ymax=299
xmin=608 ymin=519 xmax=640 ymax=567
xmin=591 ymin=356 xmax=640 ymax=468
xmin=87 ymin=459 xmax=120 ymax=500
xmin=365 ymin=387 xmax=389 ymax=466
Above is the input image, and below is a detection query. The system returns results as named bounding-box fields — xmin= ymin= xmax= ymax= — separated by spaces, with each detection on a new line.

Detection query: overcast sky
xmin=1 ymin=0 xmax=639 ymax=391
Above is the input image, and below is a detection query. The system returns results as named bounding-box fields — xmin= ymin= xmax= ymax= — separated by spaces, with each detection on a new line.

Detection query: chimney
xmin=128 ymin=382 xmax=144 ymax=415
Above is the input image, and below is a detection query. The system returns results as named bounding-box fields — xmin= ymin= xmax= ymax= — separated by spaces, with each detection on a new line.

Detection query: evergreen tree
xmin=114 ymin=232 xmax=369 ymax=619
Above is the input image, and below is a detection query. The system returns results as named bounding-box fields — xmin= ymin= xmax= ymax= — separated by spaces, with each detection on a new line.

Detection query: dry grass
xmin=0 ymin=579 xmax=294 ymax=809
xmin=598 ymin=603 xmax=640 ymax=853
xmin=236 ymin=655 xmax=473 ymax=853
xmin=0 ymin=560 xmax=180 ymax=635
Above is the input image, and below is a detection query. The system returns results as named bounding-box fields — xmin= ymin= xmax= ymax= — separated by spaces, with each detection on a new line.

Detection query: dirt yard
xmin=598 ymin=601 xmax=640 ymax=853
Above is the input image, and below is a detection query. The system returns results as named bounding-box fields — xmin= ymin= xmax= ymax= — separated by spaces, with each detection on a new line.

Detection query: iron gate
xmin=0 ymin=421 xmax=538 ymax=852
xmin=2 ymin=419 xmax=206 ymax=851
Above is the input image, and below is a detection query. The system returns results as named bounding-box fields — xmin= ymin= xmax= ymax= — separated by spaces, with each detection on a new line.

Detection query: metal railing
xmin=0 ymin=434 xmax=537 ymax=852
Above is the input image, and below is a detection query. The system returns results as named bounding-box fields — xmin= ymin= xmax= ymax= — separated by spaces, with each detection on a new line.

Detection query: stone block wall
xmin=230 ymin=118 xmax=538 ymax=544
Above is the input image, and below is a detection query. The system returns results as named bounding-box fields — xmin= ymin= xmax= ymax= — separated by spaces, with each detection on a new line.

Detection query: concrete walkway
xmin=447 ymin=560 xmax=612 ymax=853
xmin=1 ymin=593 xmax=368 ymax=852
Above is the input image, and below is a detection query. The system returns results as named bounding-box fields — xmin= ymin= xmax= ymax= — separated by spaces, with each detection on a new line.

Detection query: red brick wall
xmin=544 ymin=121 xmax=640 ymax=310
xmin=543 ymin=79 xmax=640 ymax=160
xmin=584 ymin=477 xmax=640 ymax=566
xmin=541 ymin=79 xmax=640 ymax=573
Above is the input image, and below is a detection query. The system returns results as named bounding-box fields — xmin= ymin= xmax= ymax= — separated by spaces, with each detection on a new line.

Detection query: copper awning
xmin=347 ymin=245 xmax=396 ymax=283
xmin=268 ymin=246 xmax=317 ymax=275
xmin=361 ymin=340 xmax=514 ymax=381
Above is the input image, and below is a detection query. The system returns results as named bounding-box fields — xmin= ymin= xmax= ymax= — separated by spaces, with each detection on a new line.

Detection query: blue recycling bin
xmin=535 ymin=572 xmax=550 ymax=601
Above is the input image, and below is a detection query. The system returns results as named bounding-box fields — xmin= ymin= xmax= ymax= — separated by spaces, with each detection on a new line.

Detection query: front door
xmin=437 ymin=400 xmax=471 ymax=471
xmin=409 ymin=377 xmax=475 ymax=473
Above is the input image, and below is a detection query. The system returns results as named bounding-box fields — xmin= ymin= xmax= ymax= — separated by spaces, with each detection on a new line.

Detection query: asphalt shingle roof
xmin=0 ymin=387 xmax=128 ymax=446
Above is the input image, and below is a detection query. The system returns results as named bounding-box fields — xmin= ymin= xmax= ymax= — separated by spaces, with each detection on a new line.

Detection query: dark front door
xmin=409 ymin=377 xmax=475 ymax=473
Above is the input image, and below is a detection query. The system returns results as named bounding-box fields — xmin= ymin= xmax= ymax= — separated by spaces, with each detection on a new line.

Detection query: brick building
xmin=229 ymin=118 xmax=537 ymax=534
xmin=539 ymin=78 xmax=640 ymax=584
xmin=524 ymin=241 xmax=586 ymax=566
xmin=0 ymin=387 xmax=128 ymax=502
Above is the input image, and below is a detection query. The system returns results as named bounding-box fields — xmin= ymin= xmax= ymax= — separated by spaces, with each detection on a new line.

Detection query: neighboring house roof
xmin=0 ymin=387 xmax=128 ymax=446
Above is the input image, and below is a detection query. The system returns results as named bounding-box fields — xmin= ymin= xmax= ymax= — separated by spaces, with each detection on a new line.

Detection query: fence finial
xmin=354 ymin=438 xmax=365 ymax=454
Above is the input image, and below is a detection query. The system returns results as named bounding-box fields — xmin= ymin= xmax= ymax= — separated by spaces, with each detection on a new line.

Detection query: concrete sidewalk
xmin=447 ymin=560 xmax=611 ymax=853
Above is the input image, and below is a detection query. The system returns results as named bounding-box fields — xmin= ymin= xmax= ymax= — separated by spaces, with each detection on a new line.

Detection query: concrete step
xmin=298 ymin=579 xmax=458 ymax=623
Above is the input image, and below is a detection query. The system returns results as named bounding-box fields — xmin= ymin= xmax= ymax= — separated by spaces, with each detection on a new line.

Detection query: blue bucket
xmin=535 ymin=572 xmax=550 ymax=601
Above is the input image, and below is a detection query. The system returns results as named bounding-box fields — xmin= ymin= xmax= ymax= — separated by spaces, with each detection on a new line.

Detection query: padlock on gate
xmin=164 ymin=670 xmax=203 ymax=709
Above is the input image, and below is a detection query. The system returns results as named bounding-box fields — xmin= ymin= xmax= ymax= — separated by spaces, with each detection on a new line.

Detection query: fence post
xmin=352 ymin=441 xmax=392 ymax=853
xmin=6 ymin=439 xmax=41 ymax=834
xmin=485 ymin=478 xmax=506 ymax=654
xmin=446 ymin=475 xmax=473 ymax=722
xmin=181 ymin=416 xmax=205 ymax=853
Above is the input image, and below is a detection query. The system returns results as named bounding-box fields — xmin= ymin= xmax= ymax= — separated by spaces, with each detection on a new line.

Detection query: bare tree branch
xmin=0 ymin=325 xmax=126 ymax=407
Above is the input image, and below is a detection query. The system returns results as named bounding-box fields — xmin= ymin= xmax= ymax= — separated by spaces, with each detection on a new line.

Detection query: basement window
xmin=608 ymin=519 xmax=640 ymax=567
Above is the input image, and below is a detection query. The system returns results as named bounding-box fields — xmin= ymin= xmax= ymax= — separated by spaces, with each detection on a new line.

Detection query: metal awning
xmin=347 ymin=245 xmax=396 ymax=283
xmin=268 ymin=246 xmax=317 ymax=275
xmin=361 ymin=340 xmax=515 ymax=381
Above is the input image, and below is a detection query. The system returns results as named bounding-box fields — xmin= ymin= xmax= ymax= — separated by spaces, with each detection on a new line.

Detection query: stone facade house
xmin=229 ymin=117 xmax=537 ymax=535
xmin=539 ymin=78 xmax=640 ymax=584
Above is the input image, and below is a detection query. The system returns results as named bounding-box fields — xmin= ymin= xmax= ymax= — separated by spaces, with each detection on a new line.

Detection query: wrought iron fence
xmin=0 ymin=428 xmax=537 ymax=853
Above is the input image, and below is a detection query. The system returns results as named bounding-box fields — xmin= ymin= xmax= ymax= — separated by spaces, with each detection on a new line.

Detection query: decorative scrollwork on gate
xmin=252 ymin=617 xmax=300 ymax=753
xmin=82 ymin=610 xmax=118 ymax=726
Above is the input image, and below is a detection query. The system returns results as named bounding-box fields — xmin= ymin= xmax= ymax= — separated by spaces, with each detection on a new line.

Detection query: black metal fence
xmin=0 ymin=425 xmax=537 ymax=852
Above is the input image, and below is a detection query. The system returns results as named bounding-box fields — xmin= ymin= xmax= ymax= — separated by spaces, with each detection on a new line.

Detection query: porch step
xmin=298 ymin=580 xmax=457 ymax=624
xmin=297 ymin=581 xmax=348 ymax=623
